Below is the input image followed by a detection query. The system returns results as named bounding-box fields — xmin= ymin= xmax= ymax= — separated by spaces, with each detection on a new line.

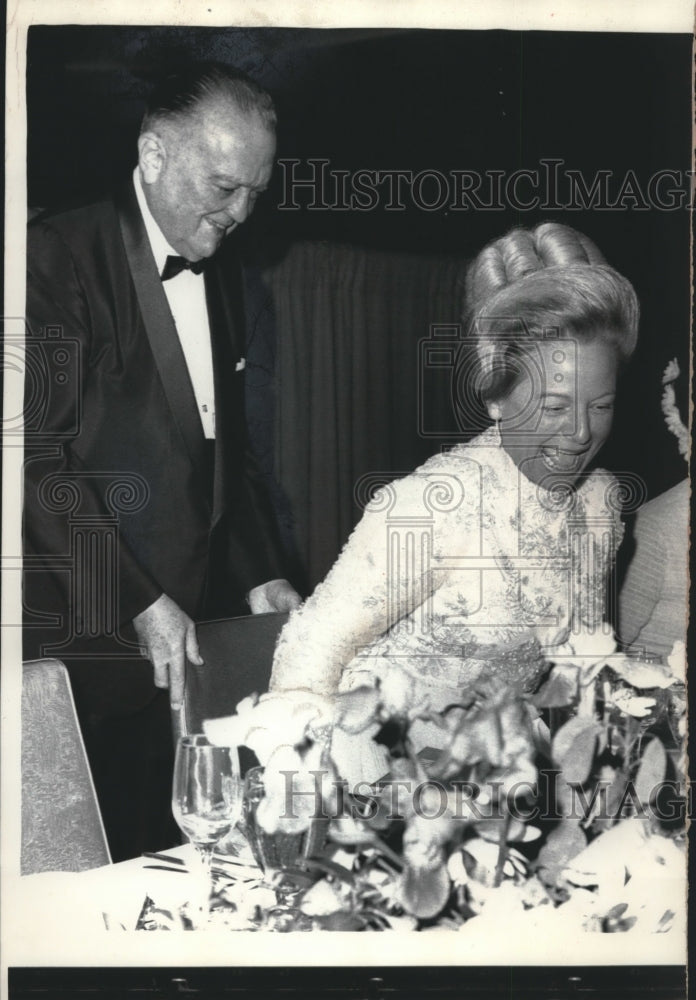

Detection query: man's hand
xmin=132 ymin=593 xmax=203 ymax=710
xmin=247 ymin=578 xmax=302 ymax=614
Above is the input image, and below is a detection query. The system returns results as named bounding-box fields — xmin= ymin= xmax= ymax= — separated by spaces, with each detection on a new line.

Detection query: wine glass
xmin=172 ymin=735 xmax=244 ymax=924
xmin=243 ymin=766 xmax=326 ymax=929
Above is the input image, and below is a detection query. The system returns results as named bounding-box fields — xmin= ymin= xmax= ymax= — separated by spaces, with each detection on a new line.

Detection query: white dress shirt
xmin=133 ymin=168 xmax=216 ymax=439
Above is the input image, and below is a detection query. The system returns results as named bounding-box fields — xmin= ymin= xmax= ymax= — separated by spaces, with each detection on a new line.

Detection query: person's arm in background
xmin=219 ymin=427 xmax=301 ymax=614
xmin=617 ymin=481 xmax=689 ymax=657
xmin=211 ymin=246 xmax=301 ymax=617
xmin=617 ymin=508 xmax=666 ymax=650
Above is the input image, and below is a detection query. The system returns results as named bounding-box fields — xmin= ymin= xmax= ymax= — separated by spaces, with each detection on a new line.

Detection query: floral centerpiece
xmin=203 ymin=631 xmax=687 ymax=935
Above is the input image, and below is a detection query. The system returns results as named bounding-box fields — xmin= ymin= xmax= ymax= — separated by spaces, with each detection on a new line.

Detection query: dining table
xmin=7 ymin=827 xmax=687 ymax=972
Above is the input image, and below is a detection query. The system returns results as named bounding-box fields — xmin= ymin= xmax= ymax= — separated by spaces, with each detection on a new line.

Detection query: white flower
xmin=299 ymin=878 xmax=350 ymax=917
xmin=551 ymin=627 xmax=617 ymax=685
xmin=217 ymin=880 xmax=278 ymax=924
xmin=462 ymin=837 xmax=524 ymax=885
xmin=662 ymin=358 xmax=680 ymax=384
xmin=661 ymin=360 xmax=688 ymax=460
xmin=562 ymin=818 xmax=646 ymax=896
xmin=378 ymin=664 xmax=419 ymax=717
xmin=563 ymin=821 xmax=686 ymax=934
xmin=608 ymin=688 xmax=657 ymax=718
xmin=608 ymin=654 xmax=677 ymax=690
xmin=256 ymin=741 xmax=337 ymax=835
xmin=447 ymin=850 xmax=469 ymax=887
xmin=667 ymin=641 xmax=686 ymax=684
xmin=204 ymin=689 xmax=334 ymax=765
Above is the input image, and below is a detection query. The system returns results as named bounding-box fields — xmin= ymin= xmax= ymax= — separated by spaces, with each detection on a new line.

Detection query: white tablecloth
xmin=7 ymin=841 xmax=687 ymax=968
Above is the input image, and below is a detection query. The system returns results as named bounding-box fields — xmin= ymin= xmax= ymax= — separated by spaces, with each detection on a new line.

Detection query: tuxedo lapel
xmin=205 ymin=249 xmax=247 ymax=524
xmin=116 ymin=184 xmax=209 ymax=506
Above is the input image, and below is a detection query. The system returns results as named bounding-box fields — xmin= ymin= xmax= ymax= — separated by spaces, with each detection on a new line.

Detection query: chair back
xmin=22 ymin=659 xmax=111 ymax=874
xmin=173 ymin=612 xmax=289 ymax=746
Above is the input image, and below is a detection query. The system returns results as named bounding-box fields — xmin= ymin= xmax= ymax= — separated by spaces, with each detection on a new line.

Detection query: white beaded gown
xmin=270 ymin=427 xmax=623 ymax=785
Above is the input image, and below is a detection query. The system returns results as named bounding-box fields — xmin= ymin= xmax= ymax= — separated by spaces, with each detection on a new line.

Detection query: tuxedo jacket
xmin=23 ymin=180 xmax=286 ymax=659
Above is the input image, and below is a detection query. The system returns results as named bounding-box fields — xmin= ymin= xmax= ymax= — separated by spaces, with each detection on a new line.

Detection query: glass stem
xmin=195 ymin=843 xmax=215 ymax=925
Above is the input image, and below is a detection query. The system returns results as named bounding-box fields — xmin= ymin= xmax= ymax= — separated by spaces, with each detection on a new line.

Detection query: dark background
xmin=13 ymin=25 xmax=694 ymax=993
xmin=26 ymin=25 xmax=692 ymax=513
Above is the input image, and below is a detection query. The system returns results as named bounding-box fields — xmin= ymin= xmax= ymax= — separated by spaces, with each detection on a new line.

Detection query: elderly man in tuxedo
xmin=23 ymin=64 xmax=300 ymax=859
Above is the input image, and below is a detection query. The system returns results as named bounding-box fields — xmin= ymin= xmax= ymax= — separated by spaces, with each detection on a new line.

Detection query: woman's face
xmin=493 ymin=337 xmax=619 ymax=487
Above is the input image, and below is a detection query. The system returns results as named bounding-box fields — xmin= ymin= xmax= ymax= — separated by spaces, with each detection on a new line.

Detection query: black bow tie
xmin=161 ymin=255 xmax=206 ymax=281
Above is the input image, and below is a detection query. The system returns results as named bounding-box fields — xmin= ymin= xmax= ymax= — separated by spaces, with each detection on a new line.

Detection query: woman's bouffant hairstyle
xmin=462 ymin=222 xmax=640 ymax=404
xmin=140 ymin=62 xmax=276 ymax=134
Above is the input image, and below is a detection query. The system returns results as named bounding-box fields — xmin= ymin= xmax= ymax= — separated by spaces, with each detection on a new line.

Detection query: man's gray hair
xmin=140 ymin=61 xmax=276 ymax=133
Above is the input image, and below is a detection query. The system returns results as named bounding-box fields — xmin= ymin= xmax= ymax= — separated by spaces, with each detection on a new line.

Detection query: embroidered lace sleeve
xmin=577 ymin=469 xmax=625 ymax=629
xmin=269 ymin=457 xmax=477 ymax=695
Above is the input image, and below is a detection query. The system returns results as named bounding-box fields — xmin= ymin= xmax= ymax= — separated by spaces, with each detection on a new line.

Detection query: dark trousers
xmin=23 ymin=502 xmax=251 ymax=860
xmin=77 ymin=686 xmax=180 ymax=863
xmin=23 ymin=621 xmax=182 ymax=862
xmin=43 ymin=651 xmax=181 ymax=863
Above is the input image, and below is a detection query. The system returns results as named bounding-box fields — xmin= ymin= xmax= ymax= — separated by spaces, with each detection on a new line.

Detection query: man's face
xmin=139 ymin=98 xmax=276 ymax=261
xmin=494 ymin=337 xmax=619 ymax=488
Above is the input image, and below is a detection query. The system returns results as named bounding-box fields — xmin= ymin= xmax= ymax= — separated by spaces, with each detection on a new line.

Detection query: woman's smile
xmin=494 ymin=337 xmax=619 ymax=487
xmin=539 ymin=447 xmax=590 ymax=473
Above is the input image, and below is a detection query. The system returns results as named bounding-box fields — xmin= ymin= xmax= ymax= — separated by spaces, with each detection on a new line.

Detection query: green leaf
xmin=560 ymin=726 xmax=599 ymax=784
xmin=399 ymin=862 xmax=450 ymax=919
xmin=300 ymin=856 xmax=357 ymax=887
xmin=537 ymin=820 xmax=587 ymax=888
xmin=603 ymin=908 xmax=638 ymax=933
xmin=276 ymin=868 xmax=314 ymax=891
xmin=657 ymin=910 xmax=676 ymax=930
xmin=552 ymin=717 xmax=600 ymax=769
xmin=634 ymin=737 xmax=667 ymax=805
xmin=591 ymin=771 xmax=629 ymax=833
xmin=533 ymin=671 xmax=577 ymax=709
xmin=314 ymin=911 xmax=366 ymax=931
xmin=604 ymin=902 xmax=629 ymax=921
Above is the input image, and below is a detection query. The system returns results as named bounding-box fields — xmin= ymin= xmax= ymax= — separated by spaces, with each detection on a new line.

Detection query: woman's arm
xmin=269 ymin=465 xmax=469 ymax=695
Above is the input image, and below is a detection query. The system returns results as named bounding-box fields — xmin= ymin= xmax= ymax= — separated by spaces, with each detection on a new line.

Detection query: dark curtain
xmin=253 ymin=241 xmax=470 ymax=591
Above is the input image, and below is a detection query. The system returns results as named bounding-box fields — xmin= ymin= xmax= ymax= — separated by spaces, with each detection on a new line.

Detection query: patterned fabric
xmin=618 ymin=479 xmax=689 ymax=660
xmin=271 ymin=428 xmax=623 ymax=718
xmin=22 ymin=660 xmax=111 ymax=874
